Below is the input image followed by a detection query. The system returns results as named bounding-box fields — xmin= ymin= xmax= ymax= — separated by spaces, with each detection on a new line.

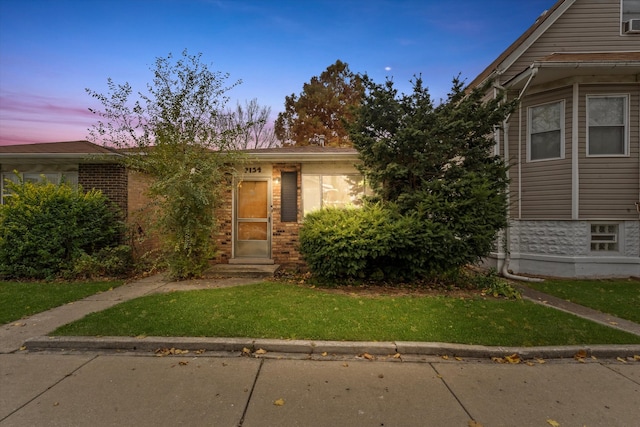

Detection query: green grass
xmin=52 ymin=282 xmax=640 ymax=346
xmin=527 ymin=278 xmax=640 ymax=323
xmin=0 ymin=280 xmax=124 ymax=325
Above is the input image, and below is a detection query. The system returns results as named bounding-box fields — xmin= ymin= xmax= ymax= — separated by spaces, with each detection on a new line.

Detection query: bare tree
xmin=221 ymin=98 xmax=279 ymax=149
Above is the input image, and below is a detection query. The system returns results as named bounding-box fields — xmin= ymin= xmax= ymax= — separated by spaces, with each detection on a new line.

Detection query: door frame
xmin=233 ymin=176 xmax=272 ymax=260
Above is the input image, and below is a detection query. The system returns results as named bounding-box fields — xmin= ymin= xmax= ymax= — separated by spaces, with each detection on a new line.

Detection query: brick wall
xmin=213 ymin=182 xmax=234 ymax=263
xmin=271 ymin=163 xmax=304 ymax=267
xmin=78 ymin=163 xmax=128 ymax=217
xmin=127 ymin=170 xmax=162 ymax=258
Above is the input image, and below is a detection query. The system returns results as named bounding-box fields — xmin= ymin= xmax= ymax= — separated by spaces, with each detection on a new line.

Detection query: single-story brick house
xmin=0 ymin=141 xmax=366 ymax=268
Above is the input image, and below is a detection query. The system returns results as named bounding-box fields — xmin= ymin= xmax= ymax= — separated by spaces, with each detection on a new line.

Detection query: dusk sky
xmin=0 ymin=0 xmax=556 ymax=146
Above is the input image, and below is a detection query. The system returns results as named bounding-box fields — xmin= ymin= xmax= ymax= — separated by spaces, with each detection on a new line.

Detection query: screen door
xmin=235 ymin=180 xmax=270 ymax=258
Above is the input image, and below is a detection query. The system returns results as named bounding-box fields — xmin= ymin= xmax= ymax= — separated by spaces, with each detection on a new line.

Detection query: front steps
xmin=205 ymin=262 xmax=281 ymax=278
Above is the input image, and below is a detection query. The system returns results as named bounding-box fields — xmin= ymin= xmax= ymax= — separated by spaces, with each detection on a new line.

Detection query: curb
xmin=24 ymin=336 xmax=640 ymax=360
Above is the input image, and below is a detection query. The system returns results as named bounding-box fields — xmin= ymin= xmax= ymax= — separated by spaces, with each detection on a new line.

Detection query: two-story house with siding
xmin=472 ymin=0 xmax=640 ymax=277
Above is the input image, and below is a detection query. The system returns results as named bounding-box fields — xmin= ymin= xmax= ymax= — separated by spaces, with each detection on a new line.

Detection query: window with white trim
xmin=1 ymin=172 xmax=79 ymax=204
xmin=587 ymin=95 xmax=628 ymax=156
xmin=622 ymin=0 xmax=640 ymax=22
xmin=302 ymin=174 xmax=367 ymax=215
xmin=528 ymin=100 xmax=564 ymax=161
xmin=590 ymin=224 xmax=619 ymax=252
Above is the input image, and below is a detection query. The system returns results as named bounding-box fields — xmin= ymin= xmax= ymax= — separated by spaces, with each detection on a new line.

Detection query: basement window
xmin=590 ymin=224 xmax=619 ymax=252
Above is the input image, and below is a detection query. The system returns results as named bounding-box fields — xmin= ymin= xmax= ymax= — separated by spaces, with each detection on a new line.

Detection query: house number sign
xmin=244 ymin=166 xmax=262 ymax=174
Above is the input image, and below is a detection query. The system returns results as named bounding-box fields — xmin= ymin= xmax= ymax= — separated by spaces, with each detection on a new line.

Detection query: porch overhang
xmin=504 ymin=52 xmax=640 ymax=90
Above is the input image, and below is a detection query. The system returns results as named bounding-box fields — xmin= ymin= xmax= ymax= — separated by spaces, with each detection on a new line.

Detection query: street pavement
xmin=1 ymin=274 xmax=639 ymax=426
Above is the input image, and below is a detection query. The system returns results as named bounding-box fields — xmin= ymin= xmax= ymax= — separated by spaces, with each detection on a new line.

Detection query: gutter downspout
xmin=499 ymin=66 xmax=544 ymax=282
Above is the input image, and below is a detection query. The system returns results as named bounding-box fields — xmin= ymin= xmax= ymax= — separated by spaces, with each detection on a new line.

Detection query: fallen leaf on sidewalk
xmin=441 ymin=355 xmax=449 ymax=360
xmin=492 ymin=354 xmax=521 ymax=364
xmin=155 ymin=347 xmax=189 ymax=357
xmin=360 ymin=352 xmax=374 ymax=360
xmin=505 ymin=353 xmax=520 ymax=364
xmin=634 ymin=355 xmax=640 ymax=361
xmin=19 ymin=346 xmax=26 ymax=351
xmin=573 ymin=350 xmax=587 ymax=362
xmin=535 ymin=358 xmax=546 ymax=364
xmin=241 ymin=347 xmax=252 ymax=356
xmin=393 ymin=353 xmax=401 ymax=359
xmin=616 ymin=357 xmax=627 ymax=363
xmin=254 ymin=348 xmax=267 ymax=355
xmin=546 ymin=419 xmax=560 ymax=427
xmin=468 ymin=420 xmax=483 ymax=427
xmin=321 ymin=352 xmax=328 ymax=357
xmin=274 ymin=398 xmax=285 ymax=406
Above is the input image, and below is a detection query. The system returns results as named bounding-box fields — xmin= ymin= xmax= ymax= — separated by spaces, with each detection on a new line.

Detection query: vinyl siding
xmin=578 ymin=83 xmax=640 ymax=219
xmin=510 ymin=87 xmax=574 ymax=219
xmin=503 ymin=0 xmax=640 ymax=83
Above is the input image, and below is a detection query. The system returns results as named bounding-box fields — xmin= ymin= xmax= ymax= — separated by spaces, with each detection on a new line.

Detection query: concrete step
xmin=204 ymin=263 xmax=281 ymax=278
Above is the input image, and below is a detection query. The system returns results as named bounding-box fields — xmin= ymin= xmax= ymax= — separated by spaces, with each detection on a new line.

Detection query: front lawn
xmin=52 ymin=282 xmax=640 ymax=346
xmin=0 ymin=280 xmax=124 ymax=325
xmin=527 ymin=278 xmax=640 ymax=323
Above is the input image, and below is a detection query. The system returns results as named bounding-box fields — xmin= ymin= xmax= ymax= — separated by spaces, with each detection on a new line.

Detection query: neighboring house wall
xmin=517 ymin=86 xmax=574 ymax=220
xmin=502 ymin=0 xmax=640 ymax=83
xmin=578 ymin=83 xmax=640 ymax=219
xmin=479 ymin=0 xmax=640 ymax=278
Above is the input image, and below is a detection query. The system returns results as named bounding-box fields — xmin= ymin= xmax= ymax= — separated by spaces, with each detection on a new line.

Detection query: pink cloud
xmin=0 ymin=92 xmax=98 ymax=145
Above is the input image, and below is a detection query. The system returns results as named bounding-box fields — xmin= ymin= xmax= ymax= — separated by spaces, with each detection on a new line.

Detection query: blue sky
xmin=0 ymin=0 xmax=556 ymax=145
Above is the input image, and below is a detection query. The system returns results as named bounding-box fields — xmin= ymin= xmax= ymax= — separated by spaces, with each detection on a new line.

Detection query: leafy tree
xmin=87 ymin=50 xmax=244 ymax=279
xmin=218 ymin=98 xmax=279 ymax=149
xmin=346 ymin=75 xmax=518 ymax=275
xmin=274 ymin=60 xmax=363 ymax=147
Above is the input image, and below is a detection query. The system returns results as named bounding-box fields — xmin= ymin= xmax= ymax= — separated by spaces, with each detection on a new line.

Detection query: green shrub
xmin=470 ymin=269 xmax=521 ymax=299
xmin=0 ymin=177 xmax=125 ymax=279
xmin=300 ymin=198 xmax=507 ymax=282
xmin=300 ymin=204 xmax=436 ymax=281
xmin=66 ymin=245 xmax=133 ymax=279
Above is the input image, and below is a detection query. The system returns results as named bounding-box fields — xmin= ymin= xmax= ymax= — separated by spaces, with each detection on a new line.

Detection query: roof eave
xmin=0 ymin=153 xmax=121 ymax=161
xmin=245 ymin=152 xmax=359 ymax=163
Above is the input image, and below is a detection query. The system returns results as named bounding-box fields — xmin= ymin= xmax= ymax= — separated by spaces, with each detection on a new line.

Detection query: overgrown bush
xmin=299 ymin=194 xmax=511 ymax=282
xmin=299 ymin=203 xmax=462 ymax=281
xmin=0 ymin=177 xmax=127 ymax=279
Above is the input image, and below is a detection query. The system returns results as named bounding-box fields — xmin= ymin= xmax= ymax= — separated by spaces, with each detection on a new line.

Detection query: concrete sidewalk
xmin=1 ymin=274 xmax=640 ymax=426
xmin=1 ymin=352 xmax=639 ymax=426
